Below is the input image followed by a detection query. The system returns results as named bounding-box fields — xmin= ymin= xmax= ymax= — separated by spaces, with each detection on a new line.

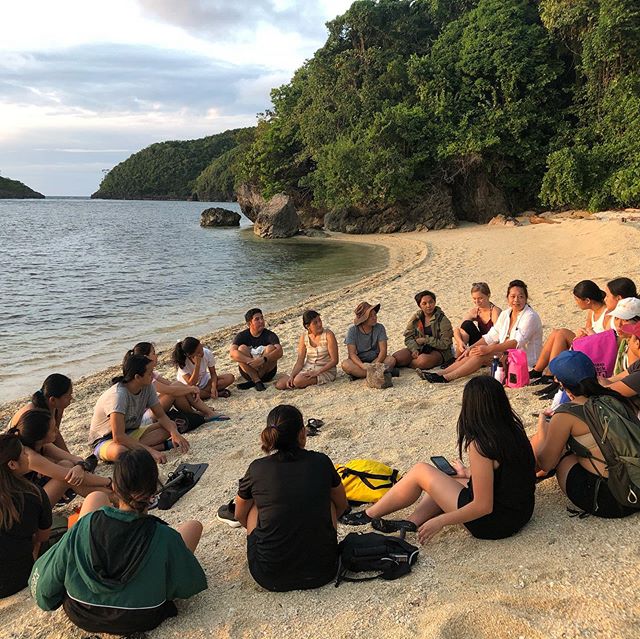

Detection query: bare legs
xmin=275 ymin=371 xmax=319 ymax=390
xmin=365 ymin=462 xmax=467 ymax=526
xmin=341 ymin=356 xmax=395 ymax=379
xmin=392 ymin=348 xmax=443 ymax=370
xmin=533 ymin=328 xmax=576 ymax=373
xmin=237 ymin=344 xmax=279 ymax=383
xmin=440 ymin=353 xmax=492 ymax=381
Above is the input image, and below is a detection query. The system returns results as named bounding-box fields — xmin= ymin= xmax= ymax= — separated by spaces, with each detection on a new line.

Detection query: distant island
xmin=0 ymin=176 xmax=44 ymax=199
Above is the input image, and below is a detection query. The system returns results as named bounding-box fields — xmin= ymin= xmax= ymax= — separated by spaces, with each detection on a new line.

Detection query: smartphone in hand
xmin=430 ymin=455 xmax=457 ymax=476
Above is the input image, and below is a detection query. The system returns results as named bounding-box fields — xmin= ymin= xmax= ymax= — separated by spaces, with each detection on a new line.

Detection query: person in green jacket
xmin=391 ymin=290 xmax=454 ymax=372
xmin=30 ymin=449 xmax=206 ymax=635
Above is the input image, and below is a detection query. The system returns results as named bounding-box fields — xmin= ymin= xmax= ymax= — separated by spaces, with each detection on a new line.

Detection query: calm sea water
xmin=0 ymin=198 xmax=385 ymax=402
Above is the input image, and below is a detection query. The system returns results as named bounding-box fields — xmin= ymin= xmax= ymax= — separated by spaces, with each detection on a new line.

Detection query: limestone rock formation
xmin=200 ymin=207 xmax=241 ymax=227
xmin=488 ymin=214 xmax=521 ymax=226
xmin=236 ymin=183 xmax=264 ymax=222
xmin=253 ymin=194 xmax=300 ymax=238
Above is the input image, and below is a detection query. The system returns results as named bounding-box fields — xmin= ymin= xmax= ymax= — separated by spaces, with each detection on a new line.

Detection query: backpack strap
xmin=341 ymin=467 xmax=399 ymax=491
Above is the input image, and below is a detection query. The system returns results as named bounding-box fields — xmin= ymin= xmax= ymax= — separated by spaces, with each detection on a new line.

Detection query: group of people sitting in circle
xmin=2 ymin=276 xmax=639 ymax=635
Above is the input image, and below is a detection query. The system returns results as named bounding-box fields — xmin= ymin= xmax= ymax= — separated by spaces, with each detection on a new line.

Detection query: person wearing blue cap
xmin=531 ymin=350 xmax=637 ymax=518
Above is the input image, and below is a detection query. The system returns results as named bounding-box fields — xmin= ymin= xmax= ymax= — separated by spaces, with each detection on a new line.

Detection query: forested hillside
xmin=0 ymin=176 xmax=44 ymax=199
xmin=240 ymin=0 xmax=640 ymax=223
xmin=91 ymin=128 xmax=253 ymax=200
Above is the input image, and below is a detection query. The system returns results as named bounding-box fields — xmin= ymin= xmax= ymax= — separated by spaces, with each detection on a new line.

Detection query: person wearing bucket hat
xmin=341 ymin=302 xmax=395 ymax=379
xmin=602 ymin=321 xmax=640 ymax=399
xmin=531 ymin=350 xmax=638 ymax=518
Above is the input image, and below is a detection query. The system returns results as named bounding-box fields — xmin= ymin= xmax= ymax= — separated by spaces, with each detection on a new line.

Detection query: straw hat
xmin=353 ymin=301 xmax=381 ymax=326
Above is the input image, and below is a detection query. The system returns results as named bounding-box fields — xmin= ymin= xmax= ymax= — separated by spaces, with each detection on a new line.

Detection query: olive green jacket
xmin=403 ymin=307 xmax=453 ymax=358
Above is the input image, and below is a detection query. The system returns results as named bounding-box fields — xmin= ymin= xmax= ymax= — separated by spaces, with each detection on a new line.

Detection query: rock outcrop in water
xmin=0 ymin=176 xmax=44 ymax=199
xmin=200 ymin=207 xmax=241 ymax=227
xmin=253 ymin=194 xmax=300 ymax=239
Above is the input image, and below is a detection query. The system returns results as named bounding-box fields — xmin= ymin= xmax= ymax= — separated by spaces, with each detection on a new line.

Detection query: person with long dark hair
xmin=426 ymin=280 xmax=542 ymax=383
xmin=532 ymin=350 xmax=639 ymax=518
xmin=12 ymin=410 xmax=111 ymax=505
xmin=30 ymin=449 xmax=206 ymax=635
xmin=131 ymin=342 xmax=224 ymax=421
xmin=0 ymin=432 xmax=51 ymax=598
xmin=232 ymin=405 xmax=348 ymax=591
xmin=89 ymin=354 xmax=189 ymax=464
xmin=11 ymin=374 xmax=73 ymax=452
xmin=530 ymin=280 xmax=610 ymax=379
xmin=342 ymin=377 xmax=536 ymax=542
xmin=172 ymin=337 xmax=234 ymax=399
xmin=603 ymin=277 xmax=637 ymax=314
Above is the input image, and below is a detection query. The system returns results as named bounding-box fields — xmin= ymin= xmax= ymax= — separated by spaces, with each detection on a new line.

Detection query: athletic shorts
xmin=92 ymin=427 xmax=149 ymax=461
xmin=565 ymin=463 xmax=636 ymax=519
xmin=239 ymin=366 xmax=277 ymax=383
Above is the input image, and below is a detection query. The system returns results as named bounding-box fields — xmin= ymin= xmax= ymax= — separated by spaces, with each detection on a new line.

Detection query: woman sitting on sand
xmin=275 ymin=310 xmax=338 ymax=390
xmin=89 ymin=354 xmax=189 ymax=464
xmin=130 ymin=342 xmax=226 ymax=422
xmin=342 ymin=376 xmax=536 ymax=542
xmin=392 ymin=290 xmax=455 ymax=371
xmin=0 ymin=431 xmax=51 ymax=598
xmin=173 ymin=337 xmax=234 ymax=399
xmin=529 ymin=280 xmax=610 ymax=381
xmin=11 ymin=374 xmax=74 ymax=452
xmin=11 ymin=409 xmax=112 ymax=505
xmin=531 ymin=350 xmax=638 ymax=518
xmin=603 ymin=277 xmax=639 ymax=374
xmin=423 ymin=280 xmax=542 ymax=384
xmin=30 ymin=449 xmax=207 ymax=635
xmin=453 ymin=283 xmax=502 ymax=357
xmin=233 ymin=404 xmax=348 ymax=591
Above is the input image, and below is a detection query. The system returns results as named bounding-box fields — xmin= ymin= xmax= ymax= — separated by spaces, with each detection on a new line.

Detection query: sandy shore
xmin=1 ymin=219 xmax=639 ymax=639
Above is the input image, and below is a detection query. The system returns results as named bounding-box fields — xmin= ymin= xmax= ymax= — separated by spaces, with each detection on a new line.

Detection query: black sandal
xmin=372 ymin=518 xmax=418 ymax=534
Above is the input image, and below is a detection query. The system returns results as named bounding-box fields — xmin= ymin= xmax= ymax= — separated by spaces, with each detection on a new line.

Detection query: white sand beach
xmin=1 ymin=218 xmax=639 ymax=639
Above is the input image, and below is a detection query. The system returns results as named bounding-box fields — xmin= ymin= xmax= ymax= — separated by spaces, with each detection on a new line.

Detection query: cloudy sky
xmin=0 ymin=0 xmax=352 ymax=195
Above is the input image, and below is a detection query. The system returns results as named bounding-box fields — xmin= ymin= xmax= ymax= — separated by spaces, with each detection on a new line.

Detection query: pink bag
xmin=572 ymin=329 xmax=618 ymax=377
xmin=504 ymin=349 xmax=530 ymax=388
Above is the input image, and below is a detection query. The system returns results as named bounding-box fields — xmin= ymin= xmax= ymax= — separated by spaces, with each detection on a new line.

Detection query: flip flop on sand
xmin=204 ymin=413 xmax=231 ymax=422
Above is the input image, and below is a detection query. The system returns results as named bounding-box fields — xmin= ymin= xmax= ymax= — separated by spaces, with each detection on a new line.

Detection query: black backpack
xmin=335 ymin=532 xmax=419 ymax=587
xmin=560 ymin=395 xmax=640 ymax=509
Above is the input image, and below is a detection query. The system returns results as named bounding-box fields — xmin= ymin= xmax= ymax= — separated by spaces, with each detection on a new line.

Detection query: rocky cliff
xmin=0 ymin=176 xmax=44 ymax=199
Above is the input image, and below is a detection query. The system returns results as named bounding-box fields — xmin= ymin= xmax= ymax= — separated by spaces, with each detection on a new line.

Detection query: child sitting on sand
xmin=342 ymin=376 xmax=536 ymax=542
xmin=0 ymin=431 xmax=51 ymax=598
xmin=30 ymin=449 xmax=207 ymax=635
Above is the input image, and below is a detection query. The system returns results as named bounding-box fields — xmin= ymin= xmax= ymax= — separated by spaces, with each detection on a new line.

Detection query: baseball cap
xmin=619 ymin=322 xmax=640 ymax=338
xmin=549 ymin=350 xmax=596 ymax=386
xmin=609 ymin=297 xmax=640 ymax=320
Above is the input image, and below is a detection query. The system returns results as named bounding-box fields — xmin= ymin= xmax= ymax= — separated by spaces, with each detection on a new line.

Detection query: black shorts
xmin=565 ymin=463 xmax=636 ymax=519
xmin=239 ymin=365 xmax=277 ymax=383
xmin=457 ymin=487 xmax=533 ymax=540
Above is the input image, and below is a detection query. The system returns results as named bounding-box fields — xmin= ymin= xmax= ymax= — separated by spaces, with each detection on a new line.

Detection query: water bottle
xmin=494 ymin=361 xmax=505 ymax=384
xmin=490 ymin=356 xmax=499 ymax=377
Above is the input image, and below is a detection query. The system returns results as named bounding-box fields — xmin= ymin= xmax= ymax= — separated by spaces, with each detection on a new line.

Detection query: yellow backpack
xmin=335 ymin=459 xmax=401 ymax=504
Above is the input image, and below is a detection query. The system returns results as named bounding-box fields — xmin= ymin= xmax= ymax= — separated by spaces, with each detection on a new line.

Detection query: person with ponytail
xmin=89 ymin=354 xmax=190 ymax=464
xmin=232 ymin=405 xmax=348 ymax=591
xmin=529 ymin=280 xmax=611 ymax=381
xmin=30 ymin=449 xmax=206 ymax=635
xmin=130 ymin=342 xmax=225 ymax=422
xmin=0 ymin=432 xmax=51 ymax=598
xmin=172 ymin=337 xmax=234 ymax=399
xmin=11 ymin=374 xmax=73 ymax=452
xmin=12 ymin=410 xmax=112 ymax=505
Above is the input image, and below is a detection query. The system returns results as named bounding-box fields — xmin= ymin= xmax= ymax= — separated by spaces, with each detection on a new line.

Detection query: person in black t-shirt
xmin=341 ymin=376 xmax=536 ymax=542
xmin=0 ymin=431 xmax=52 ymax=598
xmin=230 ymin=308 xmax=283 ymax=392
xmin=234 ymin=405 xmax=348 ymax=591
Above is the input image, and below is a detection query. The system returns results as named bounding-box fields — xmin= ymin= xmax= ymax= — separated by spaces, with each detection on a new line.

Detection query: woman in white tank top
xmin=275 ymin=310 xmax=339 ymax=390
xmin=530 ymin=280 xmax=610 ymax=378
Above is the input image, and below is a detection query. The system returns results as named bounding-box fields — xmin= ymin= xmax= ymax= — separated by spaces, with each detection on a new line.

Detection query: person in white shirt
xmin=172 ymin=337 xmax=235 ymax=399
xmin=424 ymin=280 xmax=542 ymax=384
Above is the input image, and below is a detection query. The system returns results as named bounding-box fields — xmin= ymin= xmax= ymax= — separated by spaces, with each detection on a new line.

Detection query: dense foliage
xmin=241 ymin=0 xmax=640 ymax=216
xmin=0 ymin=176 xmax=44 ymax=199
xmin=92 ymin=128 xmax=253 ymax=200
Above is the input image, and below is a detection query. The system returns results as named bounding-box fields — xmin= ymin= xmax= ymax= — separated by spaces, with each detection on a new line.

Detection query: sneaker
xmin=371 ymin=518 xmax=418 ymax=534
xmin=217 ymin=501 xmax=241 ymax=528
xmin=340 ymin=509 xmax=372 ymax=526
xmin=425 ymin=372 xmax=448 ymax=383
xmin=237 ymin=380 xmax=256 ymax=390
xmin=255 ymin=381 xmax=266 ymax=392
